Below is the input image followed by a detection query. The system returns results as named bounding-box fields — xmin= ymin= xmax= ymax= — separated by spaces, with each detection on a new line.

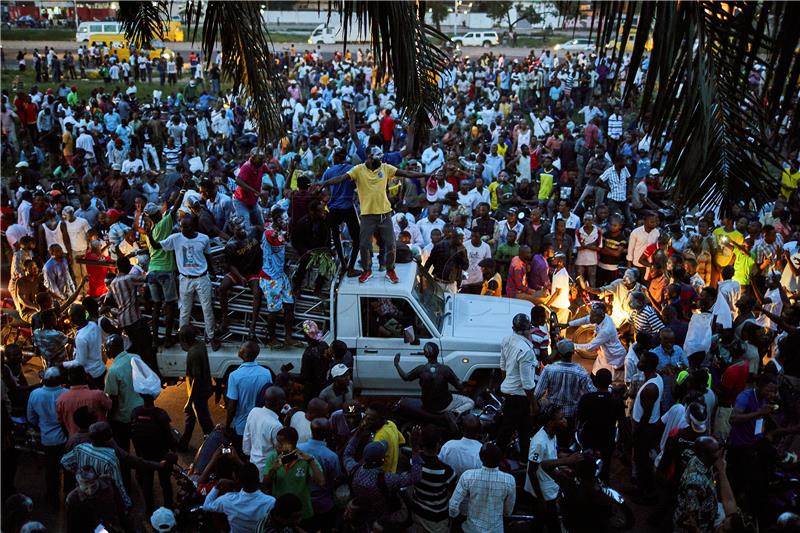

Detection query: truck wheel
xmin=483 ymin=40 xmax=492 ymax=48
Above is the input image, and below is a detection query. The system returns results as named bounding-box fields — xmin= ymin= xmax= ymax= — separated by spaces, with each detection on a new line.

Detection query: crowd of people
xmin=1 ymin=32 xmax=800 ymax=533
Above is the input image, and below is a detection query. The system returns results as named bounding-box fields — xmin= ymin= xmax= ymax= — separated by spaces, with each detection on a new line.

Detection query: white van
xmin=307 ymin=23 xmax=368 ymax=45
xmin=76 ymin=21 xmax=122 ymax=42
xmin=452 ymin=31 xmax=500 ymax=48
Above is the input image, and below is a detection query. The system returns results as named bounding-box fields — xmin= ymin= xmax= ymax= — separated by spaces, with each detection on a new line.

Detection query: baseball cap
xmin=556 ymin=339 xmax=575 ymax=356
xmin=15 ymin=161 xmax=29 ymax=169
xmin=363 ymin=441 xmax=387 ymax=464
xmin=330 ymin=363 xmax=350 ymax=378
xmin=150 ymin=507 xmax=177 ymax=531
xmin=687 ymin=402 xmax=707 ymax=433
xmin=143 ymin=202 xmax=161 ymax=217
xmin=648 ymin=168 xmax=660 ymax=176
xmin=368 ymin=146 xmax=384 ymax=160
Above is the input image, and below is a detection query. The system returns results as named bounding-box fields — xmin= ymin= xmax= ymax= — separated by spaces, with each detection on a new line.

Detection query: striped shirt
xmin=534 ymin=361 xmax=597 ymax=418
xmin=631 ymin=305 xmax=665 ymax=336
xmin=61 ymin=442 xmax=132 ymax=508
xmin=448 ymin=466 xmax=516 ymax=533
xmin=411 ymin=455 xmax=456 ymax=522
xmin=109 ymin=272 xmax=143 ymax=328
xmin=162 ymin=145 xmax=181 ymax=169
xmin=598 ymin=165 xmax=631 ymax=202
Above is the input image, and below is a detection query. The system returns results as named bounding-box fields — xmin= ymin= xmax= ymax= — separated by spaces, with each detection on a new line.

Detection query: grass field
xmin=0 ymin=66 xmax=233 ymax=104
xmin=2 ymin=26 xmax=310 ymax=44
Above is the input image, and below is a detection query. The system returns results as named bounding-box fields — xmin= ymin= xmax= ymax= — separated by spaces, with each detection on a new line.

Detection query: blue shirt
xmin=652 ymin=345 xmax=688 ymax=370
xmin=104 ymin=111 xmax=120 ymax=132
xmin=298 ymin=438 xmax=342 ymax=514
xmin=27 ymin=385 xmax=67 ymax=446
xmin=729 ymin=388 xmax=767 ymax=447
xmin=226 ymin=362 xmax=272 ymax=435
xmin=322 ymin=163 xmax=355 ymax=209
xmin=355 ymin=142 xmax=402 ymax=165
xmin=203 ymin=487 xmax=275 ymax=533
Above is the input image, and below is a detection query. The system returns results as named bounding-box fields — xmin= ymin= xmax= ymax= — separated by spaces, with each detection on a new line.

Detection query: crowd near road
xmin=1 ymin=20 xmax=800 ymax=533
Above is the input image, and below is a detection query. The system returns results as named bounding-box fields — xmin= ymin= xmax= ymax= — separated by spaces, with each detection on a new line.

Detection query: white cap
xmin=648 ymin=168 xmax=660 ymax=176
xmin=15 ymin=161 xmax=29 ymax=169
xmin=150 ymin=507 xmax=177 ymax=531
xmin=330 ymin=363 xmax=350 ymax=378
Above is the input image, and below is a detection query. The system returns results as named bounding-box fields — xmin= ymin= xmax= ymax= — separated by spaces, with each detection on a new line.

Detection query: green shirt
xmin=146 ymin=212 xmax=176 ymax=272
xmin=104 ymin=352 xmax=144 ymax=423
xmin=732 ymin=247 xmax=755 ymax=286
xmin=496 ymin=243 xmax=520 ymax=261
xmin=262 ymin=451 xmax=317 ymax=520
xmin=67 ymin=91 xmax=78 ymax=106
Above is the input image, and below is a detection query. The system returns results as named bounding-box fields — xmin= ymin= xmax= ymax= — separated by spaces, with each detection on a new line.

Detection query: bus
xmin=77 ymin=20 xmax=183 ymax=42
xmin=86 ymin=33 xmax=174 ymax=62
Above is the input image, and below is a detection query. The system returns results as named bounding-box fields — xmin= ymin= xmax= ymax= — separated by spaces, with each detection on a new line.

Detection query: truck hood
xmin=449 ymin=294 xmax=533 ymax=341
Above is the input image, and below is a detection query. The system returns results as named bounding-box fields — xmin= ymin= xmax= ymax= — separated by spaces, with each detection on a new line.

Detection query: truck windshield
xmin=412 ymin=264 xmax=445 ymax=332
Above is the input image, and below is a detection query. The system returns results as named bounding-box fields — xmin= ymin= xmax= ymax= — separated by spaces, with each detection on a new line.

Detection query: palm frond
xmin=117 ymin=1 xmax=169 ymax=46
xmin=199 ymin=1 xmax=285 ymax=142
xmin=329 ymin=0 xmax=449 ymax=148
xmin=571 ymin=1 xmax=800 ymax=212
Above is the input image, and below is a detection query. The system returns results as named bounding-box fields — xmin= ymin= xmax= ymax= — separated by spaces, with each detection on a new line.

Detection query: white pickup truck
xmin=157 ymin=262 xmax=532 ymax=396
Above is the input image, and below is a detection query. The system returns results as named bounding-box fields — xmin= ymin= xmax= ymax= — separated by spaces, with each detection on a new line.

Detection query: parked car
xmin=554 ymin=38 xmax=596 ymax=54
xmin=605 ymin=31 xmax=653 ymax=54
xmin=452 ymin=31 xmax=500 ymax=48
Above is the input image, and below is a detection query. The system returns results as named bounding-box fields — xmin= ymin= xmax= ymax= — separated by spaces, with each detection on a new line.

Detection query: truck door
xmin=354 ymin=296 xmax=441 ymax=393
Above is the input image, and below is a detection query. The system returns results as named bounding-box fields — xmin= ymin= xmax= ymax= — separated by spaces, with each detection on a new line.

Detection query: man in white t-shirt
xmin=525 ymin=405 xmax=572 ymax=531
xmin=546 ymin=252 xmax=572 ymax=324
xmin=149 ymin=213 xmax=221 ymax=350
xmin=62 ymin=206 xmax=91 ymax=290
xmin=463 ymin=227 xmax=492 ymax=292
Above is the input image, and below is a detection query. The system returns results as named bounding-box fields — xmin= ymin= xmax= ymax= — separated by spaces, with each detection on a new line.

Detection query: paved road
xmin=2 ymin=39 xmax=549 ymax=60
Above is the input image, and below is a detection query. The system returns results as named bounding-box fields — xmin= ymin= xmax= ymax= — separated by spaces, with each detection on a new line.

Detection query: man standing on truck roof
xmin=314 ymin=145 xmax=429 ymax=285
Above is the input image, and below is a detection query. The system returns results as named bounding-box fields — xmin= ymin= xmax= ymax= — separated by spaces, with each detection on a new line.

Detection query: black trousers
xmin=181 ymin=394 xmax=214 ymax=446
xmin=632 ymin=422 xmax=659 ymax=493
xmin=43 ymin=443 xmax=65 ymax=506
xmin=497 ymin=394 xmax=532 ymax=460
xmin=110 ymin=420 xmax=132 ymax=488
xmin=327 ymin=206 xmax=361 ymax=270
xmin=124 ymin=319 xmax=158 ymax=377
xmin=135 ymin=447 xmax=173 ymax=512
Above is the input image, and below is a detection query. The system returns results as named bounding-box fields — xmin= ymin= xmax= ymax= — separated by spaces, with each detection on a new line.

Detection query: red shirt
xmin=719 ymin=360 xmax=749 ymax=407
xmin=506 ymin=256 xmax=533 ymax=297
xmin=233 ymin=160 xmax=267 ymax=206
xmin=380 ymin=115 xmax=395 ymax=142
xmin=56 ymin=385 xmax=112 ymax=436
xmin=83 ymin=251 xmax=112 ymax=298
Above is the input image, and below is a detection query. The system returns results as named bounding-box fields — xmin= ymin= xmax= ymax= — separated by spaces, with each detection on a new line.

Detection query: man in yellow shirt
xmin=780 ymin=157 xmax=800 ymax=200
xmin=711 ymin=214 xmax=744 ymax=282
xmin=317 ymin=146 xmax=428 ymax=283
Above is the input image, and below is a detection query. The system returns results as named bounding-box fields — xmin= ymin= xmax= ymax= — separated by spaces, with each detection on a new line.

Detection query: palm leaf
xmin=117 ymin=1 xmax=169 ymax=46
xmin=572 ymin=1 xmax=800 ymax=212
xmin=329 ymin=0 xmax=449 ymax=149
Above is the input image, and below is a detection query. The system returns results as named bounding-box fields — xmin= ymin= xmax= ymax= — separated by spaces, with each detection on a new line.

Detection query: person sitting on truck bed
xmin=393 ymin=342 xmax=475 ymax=430
xmin=218 ymin=215 xmax=262 ymax=340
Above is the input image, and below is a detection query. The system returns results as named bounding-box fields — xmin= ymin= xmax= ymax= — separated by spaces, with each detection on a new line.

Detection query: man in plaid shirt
xmin=534 ymin=340 xmax=596 ymax=439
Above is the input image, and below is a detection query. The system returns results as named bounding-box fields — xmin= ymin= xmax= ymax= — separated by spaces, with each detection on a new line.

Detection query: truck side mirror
xmin=403 ymin=326 xmax=416 ymax=345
